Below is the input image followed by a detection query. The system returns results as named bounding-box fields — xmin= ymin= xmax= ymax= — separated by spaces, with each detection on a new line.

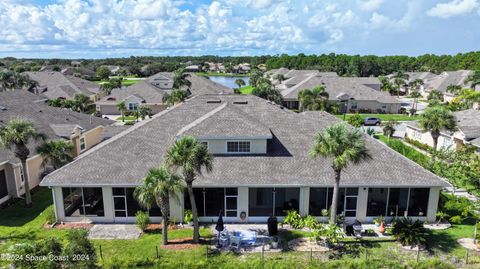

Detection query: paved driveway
xmin=88 ymin=224 xmax=142 ymax=239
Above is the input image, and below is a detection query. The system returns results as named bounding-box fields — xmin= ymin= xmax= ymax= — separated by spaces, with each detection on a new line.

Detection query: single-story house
xmin=279 ymin=75 xmax=401 ymax=113
xmin=95 ymin=73 xmax=231 ymax=116
xmin=0 ymin=91 xmax=114 ymax=206
xmin=41 ymin=94 xmax=447 ymax=224
xmin=405 ymin=108 xmax=480 ymax=152
xmin=25 ymin=71 xmax=103 ymax=101
xmin=421 ymin=70 xmax=473 ymax=100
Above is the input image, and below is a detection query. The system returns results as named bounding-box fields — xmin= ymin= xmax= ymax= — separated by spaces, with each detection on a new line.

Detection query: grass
xmin=239 ymin=85 xmax=254 ymax=94
xmin=94 ymin=79 xmax=141 ymax=87
xmin=337 ymin=113 xmax=419 ymax=121
xmin=1 ymin=188 xmax=479 ymax=268
xmin=115 ymin=115 xmax=137 ymax=121
xmin=197 ymin=72 xmax=251 ymax=77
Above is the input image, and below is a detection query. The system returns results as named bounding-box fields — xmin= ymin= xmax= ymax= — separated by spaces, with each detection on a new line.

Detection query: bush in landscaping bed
xmin=135 ymin=211 xmax=150 ymax=231
xmin=404 ymin=137 xmax=432 ymax=152
xmin=391 ymin=218 xmax=428 ymax=247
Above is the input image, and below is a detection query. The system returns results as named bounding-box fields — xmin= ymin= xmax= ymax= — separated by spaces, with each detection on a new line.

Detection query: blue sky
xmin=0 ymin=0 xmax=479 ymax=58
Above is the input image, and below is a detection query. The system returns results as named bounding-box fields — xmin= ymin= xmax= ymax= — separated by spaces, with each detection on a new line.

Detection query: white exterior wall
xmin=356 ymin=187 xmax=369 ymax=222
xmin=427 ymin=187 xmax=441 ymax=222
xmin=52 ymin=186 xmax=65 ymax=222
xmin=405 ymin=126 xmax=459 ymax=150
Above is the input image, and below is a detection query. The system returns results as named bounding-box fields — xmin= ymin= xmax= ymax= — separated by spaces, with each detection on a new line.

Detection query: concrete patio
xmin=87 ymin=224 xmax=142 ymax=240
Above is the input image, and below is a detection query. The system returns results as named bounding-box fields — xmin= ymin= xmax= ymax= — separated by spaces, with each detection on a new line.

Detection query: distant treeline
xmin=2 ymin=51 xmax=480 ymax=77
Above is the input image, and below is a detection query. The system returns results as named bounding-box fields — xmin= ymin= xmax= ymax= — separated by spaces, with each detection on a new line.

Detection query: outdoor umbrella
xmin=215 ymin=213 xmax=224 ymax=232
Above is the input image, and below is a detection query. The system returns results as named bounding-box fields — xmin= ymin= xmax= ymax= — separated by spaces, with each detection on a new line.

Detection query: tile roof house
xmin=405 ymin=108 xmax=480 ymax=152
xmin=0 ymin=91 xmax=114 ymax=206
xmin=41 ymin=94 xmax=446 ymax=224
xmin=278 ymin=74 xmax=400 ymax=113
xmin=95 ymin=73 xmax=231 ymax=116
xmin=25 ymin=71 xmax=102 ymax=101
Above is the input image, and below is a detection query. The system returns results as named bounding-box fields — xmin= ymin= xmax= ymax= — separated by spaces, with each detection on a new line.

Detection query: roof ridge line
xmin=281 ymin=74 xmax=317 ymax=97
xmin=176 ymin=102 xmax=227 ymax=137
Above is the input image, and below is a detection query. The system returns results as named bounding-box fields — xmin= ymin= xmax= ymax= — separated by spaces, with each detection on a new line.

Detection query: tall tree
xmin=0 ymin=70 xmax=37 ymax=92
xmin=72 ymin=94 xmax=93 ymax=113
xmin=165 ymin=136 xmax=213 ymax=243
xmin=116 ymin=101 xmax=127 ymax=122
xmin=418 ymin=107 xmax=457 ymax=151
xmin=234 ymin=78 xmax=246 ymax=91
xmin=0 ymin=119 xmax=45 ymax=207
xmin=446 ymin=85 xmax=462 ymax=96
xmin=298 ymin=86 xmax=330 ymax=112
xmin=310 ymin=123 xmax=370 ymax=223
xmin=134 ymin=166 xmax=183 ymax=245
xmin=251 ymin=79 xmax=283 ymax=105
xmin=36 ymin=140 xmax=74 ymax=170
xmin=465 ymin=70 xmax=480 ymax=89
xmin=409 ymin=90 xmax=422 ymax=115
xmin=96 ymin=66 xmax=111 ymax=80
xmin=173 ymin=68 xmax=191 ymax=89
xmin=138 ymin=105 xmax=152 ymax=120
xmin=162 ymin=90 xmax=189 ymax=106
xmin=383 ymin=120 xmax=398 ymax=138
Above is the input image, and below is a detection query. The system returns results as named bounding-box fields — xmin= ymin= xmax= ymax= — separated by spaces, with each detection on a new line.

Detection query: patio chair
xmin=229 ymin=235 xmax=241 ymax=251
xmin=219 ymin=230 xmax=230 ymax=247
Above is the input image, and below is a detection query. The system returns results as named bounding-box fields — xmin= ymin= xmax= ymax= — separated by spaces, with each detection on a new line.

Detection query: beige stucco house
xmin=0 ymin=91 xmax=114 ymax=206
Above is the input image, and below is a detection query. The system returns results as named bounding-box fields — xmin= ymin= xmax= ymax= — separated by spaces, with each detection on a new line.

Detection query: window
xmin=79 ymin=137 xmax=86 ymax=152
xmin=366 ymin=188 xmax=388 ymax=217
xmin=248 ymin=188 xmax=300 ymax=216
xmin=128 ymin=103 xmax=139 ymax=111
xmin=184 ymin=188 xmax=238 ymax=217
xmin=408 ymin=188 xmax=429 ymax=216
xmin=0 ymin=170 xmax=8 ymax=199
xmin=442 ymin=137 xmax=452 ymax=148
xmin=308 ymin=187 xmax=358 ymax=217
xmin=112 ymin=188 xmax=143 ymax=217
xmin=227 ymin=141 xmax=251 ymax=153
xmin=63 ymin=187 xmax=104 ymax=217
xmin=350 ymin=102 xmax=357 ymax=109
xmin=199 ymin=141 xmax=209 ymax=149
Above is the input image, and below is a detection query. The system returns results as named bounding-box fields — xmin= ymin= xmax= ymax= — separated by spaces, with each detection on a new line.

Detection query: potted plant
xmin=373 ymin=215 xmax=384 ymax=227
xmin=184 ymin=209 xmax=193 ymax=226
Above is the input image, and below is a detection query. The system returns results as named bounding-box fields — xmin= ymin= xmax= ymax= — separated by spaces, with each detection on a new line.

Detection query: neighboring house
xmin=61 ymin=67 xmax=97 ymax=80
xmin=102 ymin=65 xmax=121 ymax=75
xmin=279 ymin=75 xmax=401 ymax=113
xmin=422 ymin=70 xmax=473 ymax=100
xmin=95 ymin=73 xmax=230 ymax=116
xmin=41 ymin=94 xmax=446 ymax=224
xmin=405 ymin=109 xmax=480 ymax=152
xmin=185 ymin=65 xmax=200 ymax=72
xmin=25 ymin=71 xmax=103 ymax=101
xmin=0 ymin=91 xmax=114 ymax=206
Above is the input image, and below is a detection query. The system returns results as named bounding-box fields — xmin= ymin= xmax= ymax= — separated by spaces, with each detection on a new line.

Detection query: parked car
xmin=364 ymin=117 xmax=382 ymax=126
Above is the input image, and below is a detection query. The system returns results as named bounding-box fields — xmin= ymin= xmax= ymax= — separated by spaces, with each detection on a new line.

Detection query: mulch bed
xmin=46 ymin=223 xmax=94 ymax=230
xmin=145 ymin=224 xmax=179 ymax=232
xmin=160 ymin=238 xmax=205 ymax=250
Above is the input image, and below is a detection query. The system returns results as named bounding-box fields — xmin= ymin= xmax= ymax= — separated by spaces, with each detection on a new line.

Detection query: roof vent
xmin=0 ymin=105 xmax=6 ymax=111
xmin=233 ymin=100 xmax=248 ymax=105
xmin=206 ymin=99 xmax=222 ymax=104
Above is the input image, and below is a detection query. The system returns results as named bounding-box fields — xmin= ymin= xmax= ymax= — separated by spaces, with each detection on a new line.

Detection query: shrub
xmin=63 ymin=229 xmax=97 ymax=268
xmin=124 ymin=121 xmax=135 ymax=126
xmin=438 ymin=192 xmax=473 ymax=224
xmin=391 ymin=218 xmax=428 ymax=247
xmin=323 ymin=223 xmax=344 ymax=245
xmin=44 ymin=206 xmax=56 ymax=225
xmin=184 ymin=209 xmax=193 ymax=223
xmin=135 ymin=211 xmax=150 ymax=231
xmin=346 ymin=114 xmax=364 ymax=127
xmin=405 ymin=137 xmax=432 ymax=152
xmin=303 ymin=215 xmax=319 ymax=230
xmin=283 ymin=210 xmax=304 ymax=229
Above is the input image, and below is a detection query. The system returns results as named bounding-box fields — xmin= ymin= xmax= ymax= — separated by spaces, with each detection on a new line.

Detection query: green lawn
xmin=116 ymin=115 xmax=137 ymax=121
xmin=337 ymin=113 xmax=419 ymax=122
xmin=1 ymin=188 xmax=479 ymax=268
xmin=239 ymin=85 xmax=254 ymax=94
xmin=94 ymin=79 xmax=141 ymax=87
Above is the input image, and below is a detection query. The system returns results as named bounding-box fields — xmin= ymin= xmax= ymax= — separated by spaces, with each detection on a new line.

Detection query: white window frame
xmin=225 ymin=140 xmax=251 ymax=154
xmin=79 ymin=136 xmax=87 ymax=152
xmin=128 ymin=102 xmax=139 ymax=111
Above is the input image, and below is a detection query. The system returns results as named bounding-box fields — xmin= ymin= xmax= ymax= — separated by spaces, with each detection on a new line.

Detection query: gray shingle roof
xmin=424 ymin=70 xmax=472 ymax=93
xmin=453 ymin=109 xmax=480 ymax=139
xmin=280 ymin=76 xmax=398 ymax=103
xmin=25 ymin=71 xmax=99 ymax=99
xmin=0 ymin=91 xmax=113 ymax=165
xmin=41 ymin=94 xmax=446 ymax=188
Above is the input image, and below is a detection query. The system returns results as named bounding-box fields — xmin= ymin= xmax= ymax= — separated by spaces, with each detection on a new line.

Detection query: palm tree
xmin=251 ymin=79 xmax=283 ymax=105
xmin=165 ymin=136 xmax=213 ymax=243
xmin=162 ymin=90 xmax=189 ymax=106
xmin=0 ymin=119 xmax=45 ymax=207
xmin=72 ymin=94 xmax=93 ymax=113
xmin=392 ymin=72 xmax=410 ymax=96
xmin=446 ymin=85 xmax=462 ymax=96
xmin=138 ymin=105 xmax=152 ymax=120
xmin=379 ymin=76 xmax=395 ymax=95
xmin=37 ymin=140 xmax=74 ymax=170
xmin=173 ymin=68 xmax=191 ymax=89
xmin=234 ymin=78 xmax=246 ymax=91
xmin=418 ymin=107 xmax=456 ymax=151
xmin=298 ymin=86 xmax=330 ymax=112
xmin=383 ymin=121 xmax=398 ymax=138
xmin=310 ymin=123 xmax=370 ymax=224
xmin=116 ymin=101 xmax=127 ymax=122
xmin=409 ymin=90 xmax=422 ymax=116
xmin=274 ymin=74 xmax=286 ymax=84
xmin=465 ymin=70 xmax=480 ymax=89
xmin=134 ymin=166 xmax=183 ymax=245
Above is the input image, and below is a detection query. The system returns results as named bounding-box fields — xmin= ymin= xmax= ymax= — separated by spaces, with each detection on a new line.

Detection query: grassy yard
xmin=336 ymin=113 xmax=419 ymax=122
xmin=1 ymin=188 xmax=479 ymax=268
xmin=239 ymin=85 xmax=254 ymax=94
xmin=116 ymin=115 xmax=137 ymax=121
xmin=94 ymin=79 xmax=141 ymax=87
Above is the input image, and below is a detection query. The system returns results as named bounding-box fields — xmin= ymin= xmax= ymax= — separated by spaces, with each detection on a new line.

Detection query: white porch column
xmin=356 ymin=187 xmax=369 ymax=222
xmin=300 ymin=187 xmax=309 ymax=216
xmin=102 ymin=187 xmax=114 ymax=223
xmin=237 ymin=187 xmax=249 ymax=221
xmin=426 ymin=187 xmax=441 ymax=223
xmin=169 ymin=191 xmax=183 ymax=222
xmin=52 ymin=187 xmax=65 ymax=222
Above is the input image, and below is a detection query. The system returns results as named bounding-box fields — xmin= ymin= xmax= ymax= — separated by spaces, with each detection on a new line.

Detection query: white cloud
xmin=358 ymin=0 xmax=384 ymax=12
xmin=427 ymin=0 xmax=478 ymax=18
